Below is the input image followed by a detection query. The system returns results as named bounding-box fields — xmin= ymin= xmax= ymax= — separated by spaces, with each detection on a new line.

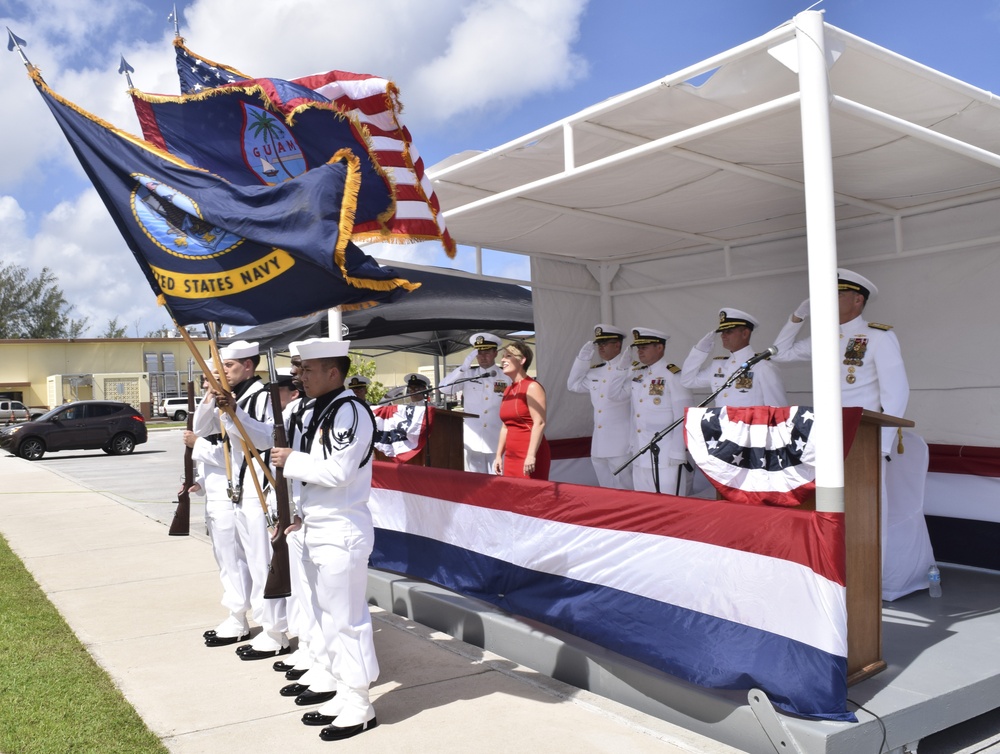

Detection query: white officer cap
xmin=715 ymin=307 xmax=759 ymax=332
xmin=346 ymin=375 xmax=371 ymax=389
xmin=404 ymin=372 xmax=431 ymax=389
xmin=630 ymin=327 xmax=669 ymax=346
xmin=288 ymin=337 xmax=323 ymax=358
xmin=593 ymin=323 xmax=626 ymax=341
xmin=219 ymin=340 xmax=259 ymax=360
xmin=470 ymin=332 xmax=502 ymax=351
xmin=837 ymin=268 xmax=877 ymax=301
xmin=297 ymin=338 xmax=351 ymax=360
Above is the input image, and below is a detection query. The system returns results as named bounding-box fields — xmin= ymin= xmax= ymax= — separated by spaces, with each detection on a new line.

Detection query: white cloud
xmin=408 ymin=0 xmax=589 ymax=122
xmin=2 ymin=0 xmax=590 ymax=337
xmin=30 ymin=190 xmax=171 ymax=335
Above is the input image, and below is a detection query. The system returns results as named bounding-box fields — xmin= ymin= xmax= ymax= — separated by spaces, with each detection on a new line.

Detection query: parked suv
xmin=0 ymin=400 xmax=148 ymax=460
xmin=158 ymin=395 xmax=202 ymax=421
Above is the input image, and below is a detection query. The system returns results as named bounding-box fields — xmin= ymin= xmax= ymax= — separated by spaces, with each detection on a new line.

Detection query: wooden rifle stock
xmin=168 ymin=381 xmax=195 ymax=536
xmin=263 ymin=383 xmax=292 ymax=599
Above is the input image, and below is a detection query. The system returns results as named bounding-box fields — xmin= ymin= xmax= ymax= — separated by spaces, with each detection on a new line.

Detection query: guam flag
xmin=130 ymin=76 xmax=394 ymax=228
xmin=31 ymin=68 xmax=416 ymax=327
xmin=686 ymin=405 xmax=818 ymax=507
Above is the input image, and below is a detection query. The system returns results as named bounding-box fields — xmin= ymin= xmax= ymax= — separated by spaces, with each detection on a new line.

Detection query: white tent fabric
xmin=428 ymin=12 xmax=1000 ymax=600
xmin=883 ymin=431 xmax=936 ymax=600
xmin=431 ymin=15 xmax=1000 ymax=450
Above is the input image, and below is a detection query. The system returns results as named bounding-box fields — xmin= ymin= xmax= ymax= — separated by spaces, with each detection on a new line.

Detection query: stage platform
xmin=368 ymin=561 xmax=1000 ymax=754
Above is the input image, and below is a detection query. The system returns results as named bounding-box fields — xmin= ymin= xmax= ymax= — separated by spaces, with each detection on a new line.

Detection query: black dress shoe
xmin=205 ymin=633 xmax=249 ymax=647
xmin=284 ymin=667 xmax=308 ymax=681
xmin=239 ymin=646 xmax=290 ymax=661
xmin=273 ymin=661 xmax=295 ymax=673
xmin=235 ymin=643 xmax=253 ymax=655
xmin=280 ymin=683 xmax=309 ymax=697
xmin=203 ymin=629 xmax=216 ymax=638
xmin=319 ymin=718 xmax=377 ymax=741
xmin=302 ymin=711 xmax=336 ymax=726
xmin=295 ymin=689 xmax=337 ymax=706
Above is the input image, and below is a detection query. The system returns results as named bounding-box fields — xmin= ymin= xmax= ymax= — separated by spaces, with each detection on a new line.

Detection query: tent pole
xmin=328 ymin=307 xmax=343 ymax=342
xmin=796 ymin=9 xmax=844 ymax=514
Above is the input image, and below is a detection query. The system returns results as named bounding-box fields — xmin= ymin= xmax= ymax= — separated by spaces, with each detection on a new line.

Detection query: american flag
xmin=173 ymin=38 xmax=455 ymax=256
xmin=686 ymin=405 xmax=817 ymax=507
xmin=373 ymin=404 xmax=434 ymax=462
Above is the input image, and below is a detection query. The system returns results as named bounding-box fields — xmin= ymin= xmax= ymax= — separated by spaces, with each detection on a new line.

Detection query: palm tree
xmin=247 ymin=109 xmax=296 ymax=180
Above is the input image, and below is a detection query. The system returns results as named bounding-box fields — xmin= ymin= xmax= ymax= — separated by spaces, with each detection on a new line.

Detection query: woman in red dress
xmin=492 ymin=341 xmax=551 ymax=480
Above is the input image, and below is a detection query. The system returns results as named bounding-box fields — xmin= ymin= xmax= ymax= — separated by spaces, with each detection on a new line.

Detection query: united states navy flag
xmin=32 ymin=69 xmax=415 ymax=327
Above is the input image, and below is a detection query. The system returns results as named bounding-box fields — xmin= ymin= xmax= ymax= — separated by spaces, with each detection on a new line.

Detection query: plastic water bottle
xmin=928 ymin=565 xmax=942 ymax=598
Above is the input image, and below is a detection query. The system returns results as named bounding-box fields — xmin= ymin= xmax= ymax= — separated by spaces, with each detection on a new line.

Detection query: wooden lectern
xmin=843 ymin=409 xmax=914 ymax=685
xmin=375 ymin=407 xmax=472 ymax=471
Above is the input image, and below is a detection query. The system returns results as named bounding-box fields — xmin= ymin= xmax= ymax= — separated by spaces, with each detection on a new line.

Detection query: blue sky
xmin=3 ymin=0 xmax=1000 ymax=335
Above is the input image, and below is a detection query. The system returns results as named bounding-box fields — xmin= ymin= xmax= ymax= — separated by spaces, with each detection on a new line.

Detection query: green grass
xmin=0 ymin=535 xmax=167 ymax=754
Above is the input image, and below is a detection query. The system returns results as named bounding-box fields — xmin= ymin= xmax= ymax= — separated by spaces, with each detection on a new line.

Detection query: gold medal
xmin=846 ymin=373 xmax=856 ymax=384
xmin=653 ymin=397 xmax=661 ymax=405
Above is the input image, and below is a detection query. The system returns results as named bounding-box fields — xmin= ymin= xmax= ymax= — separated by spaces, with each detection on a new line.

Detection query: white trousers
xmin=303 ymin=532 xmax=379 ymax=724
xmin=205 ymin=496 xmax=251 ymax=618
xmin=592 ymin=455 xmax=633 ymax=490
xmin=234 ymin=496 xmax=287 ymax=648
xmin=464 ymin=448 xmax=495 ymax=475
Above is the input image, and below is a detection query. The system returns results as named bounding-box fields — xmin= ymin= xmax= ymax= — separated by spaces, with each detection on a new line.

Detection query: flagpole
xmin=6 ymin=27 xmax=32 ymax=69
xmin=118 ymin=54 xmax=135 ymax=90
xmin=169 ymin=5 xmax=180 ymax=38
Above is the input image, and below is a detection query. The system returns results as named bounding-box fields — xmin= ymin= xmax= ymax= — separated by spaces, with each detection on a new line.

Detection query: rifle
xmin=168 ymin=381 xmax=195 ymax=536
xmin=263 ymin=381 xmax=292 ymax=599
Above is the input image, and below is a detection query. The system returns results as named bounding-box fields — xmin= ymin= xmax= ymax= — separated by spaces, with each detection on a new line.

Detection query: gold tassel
xmin=897 ymin=427 xmax=904 ymax=454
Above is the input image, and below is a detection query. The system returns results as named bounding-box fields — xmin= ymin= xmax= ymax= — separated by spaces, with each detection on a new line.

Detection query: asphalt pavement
xmin=0 ymin=427 xmax=746 ymax=754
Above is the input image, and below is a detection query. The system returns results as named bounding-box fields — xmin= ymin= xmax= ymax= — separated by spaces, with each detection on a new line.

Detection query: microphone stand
xmin=613 ymin=356 xmax=764 ymax=493
xmin=373 ymin=372 xmax=497 ymax=407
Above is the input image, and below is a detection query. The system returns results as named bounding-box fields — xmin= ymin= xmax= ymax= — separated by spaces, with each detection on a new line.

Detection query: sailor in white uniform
xmin=271 ymin=337 xmax=380 ymax=741
xmin=193 ymin=340 xmax=288 ymax=659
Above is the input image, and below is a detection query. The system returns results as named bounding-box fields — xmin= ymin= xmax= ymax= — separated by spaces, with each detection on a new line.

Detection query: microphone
xmin=481 ymin=370 xmax=497 ymax=378
xmin=740 ymin=346 xmax=778 ymax=369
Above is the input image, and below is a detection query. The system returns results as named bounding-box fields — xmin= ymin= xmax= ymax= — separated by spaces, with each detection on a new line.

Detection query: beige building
xmin=0 ymin=337 xmax=446 ymax=417
xmin=0 ymin=336 xmax=213 ymax=417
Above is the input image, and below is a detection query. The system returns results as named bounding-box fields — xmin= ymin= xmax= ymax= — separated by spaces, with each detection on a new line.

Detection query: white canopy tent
xmin=430 ymin=11 xmax=1000 ymax=512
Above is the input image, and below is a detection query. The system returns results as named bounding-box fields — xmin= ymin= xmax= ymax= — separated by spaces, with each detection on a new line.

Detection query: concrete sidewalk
xmin=0 ymin=455 xmax=744 ymax=753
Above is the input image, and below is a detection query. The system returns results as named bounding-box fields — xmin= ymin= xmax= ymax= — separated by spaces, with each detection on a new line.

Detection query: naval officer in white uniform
xmin=438 ymin=333 xmax=511 ymax=473
xmin=772 ymin=269 xmax=908 ymax=450
xmin=616 ymin=327 xmax=693 ymax=495
xmin=567 ymin=324 xmax=634 ymax=489
xmin=681 ymin=308 xmax=787 ymax=407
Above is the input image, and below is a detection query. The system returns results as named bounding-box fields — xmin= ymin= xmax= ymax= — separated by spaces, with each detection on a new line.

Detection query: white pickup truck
xmin=0 ymin=400 xmax=37 ymax=423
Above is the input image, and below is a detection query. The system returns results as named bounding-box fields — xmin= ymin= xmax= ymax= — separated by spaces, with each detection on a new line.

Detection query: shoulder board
xmin=590 ymin=362 xmax=606 ymax=369
xmin=631 ymin=360 xmax=643 ymax=368
xmin=712 ymin=355 xmax=727 ymax=360
xmin=868 ymin=322 xmax=893 ymax=331
xmin=666 ymin=363 xmax=681 ymax=374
